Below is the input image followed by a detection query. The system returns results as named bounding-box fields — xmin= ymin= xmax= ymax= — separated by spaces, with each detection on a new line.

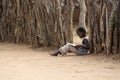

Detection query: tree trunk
xmin=86 ymin=0 xmax=120 ymax=54
xmin=78 ymin=0 xmax=87 ymax=28
xmin=0 ymin=0 xmax=73 ymax=48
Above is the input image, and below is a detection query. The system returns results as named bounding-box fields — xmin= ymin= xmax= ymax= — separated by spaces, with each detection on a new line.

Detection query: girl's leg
xmin=59 ymin=43 xmax=77 ymax=56
xmin=76 ymin=47 xmax=88 ymax=55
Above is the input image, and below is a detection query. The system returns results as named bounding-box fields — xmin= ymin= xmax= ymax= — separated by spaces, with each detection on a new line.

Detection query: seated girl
xmin=49 ymin=27 xmax=90 ymax=56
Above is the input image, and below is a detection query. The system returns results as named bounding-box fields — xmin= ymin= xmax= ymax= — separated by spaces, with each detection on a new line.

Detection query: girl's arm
xmin=74 ymin=39 xmax=90 ymax=49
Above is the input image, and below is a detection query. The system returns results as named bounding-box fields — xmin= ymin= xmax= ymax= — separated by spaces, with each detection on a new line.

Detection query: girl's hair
xmin=76 ymin=27 xmax=86 ymax=34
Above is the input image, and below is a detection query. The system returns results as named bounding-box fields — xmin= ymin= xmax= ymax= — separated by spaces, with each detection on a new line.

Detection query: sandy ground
xmin=0 ymin=43 xmax=120 ymax=80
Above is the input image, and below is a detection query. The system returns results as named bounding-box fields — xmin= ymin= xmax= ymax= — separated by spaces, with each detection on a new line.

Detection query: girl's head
xmin=76 ymin=27 xmax=86 ymax=38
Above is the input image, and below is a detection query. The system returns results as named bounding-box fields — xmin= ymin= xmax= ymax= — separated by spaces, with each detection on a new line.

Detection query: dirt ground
xmin=0 ymin=42 xmax=120 ymax=80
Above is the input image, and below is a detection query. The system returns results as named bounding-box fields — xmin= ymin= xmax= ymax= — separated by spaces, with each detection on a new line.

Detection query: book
xmin=67 ymin=43 xmax=76 ymax=46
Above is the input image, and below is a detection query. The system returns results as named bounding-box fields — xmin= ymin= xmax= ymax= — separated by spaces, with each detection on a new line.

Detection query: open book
xmin=67 ymin=43 xmax=76 ymax=46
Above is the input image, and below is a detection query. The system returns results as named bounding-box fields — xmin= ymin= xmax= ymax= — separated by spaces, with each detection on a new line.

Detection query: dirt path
xmin=0 ymin=43 xmax=120 ymax=80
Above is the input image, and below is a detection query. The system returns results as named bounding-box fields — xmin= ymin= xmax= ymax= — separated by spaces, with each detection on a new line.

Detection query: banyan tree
xmin=0 ymin=0 xmax=73 ymax=48
xmin=86 ymin=0 xmax=120 ymax=54
xmin=0 ymin=0 xmax=120 ymax=55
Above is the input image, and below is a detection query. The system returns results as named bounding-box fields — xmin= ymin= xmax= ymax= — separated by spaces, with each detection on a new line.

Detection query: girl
xmin=49 ymin=27 xmax=90 ymax=56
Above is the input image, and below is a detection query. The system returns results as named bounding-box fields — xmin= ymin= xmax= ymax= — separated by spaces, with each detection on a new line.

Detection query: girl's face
xmin=77 ymin=32 xmax=84 ymax=38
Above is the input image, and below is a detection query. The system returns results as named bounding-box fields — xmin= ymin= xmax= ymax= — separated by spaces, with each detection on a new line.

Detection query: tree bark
xmin=78 ymin=0 xmax=87 ymax=28
xmin=0 ymin=0 xmax=73 ymax=48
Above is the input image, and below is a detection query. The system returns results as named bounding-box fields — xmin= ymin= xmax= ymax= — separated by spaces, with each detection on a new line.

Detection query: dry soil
xmin=0 ymin=43 xmax=120 ymax=80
